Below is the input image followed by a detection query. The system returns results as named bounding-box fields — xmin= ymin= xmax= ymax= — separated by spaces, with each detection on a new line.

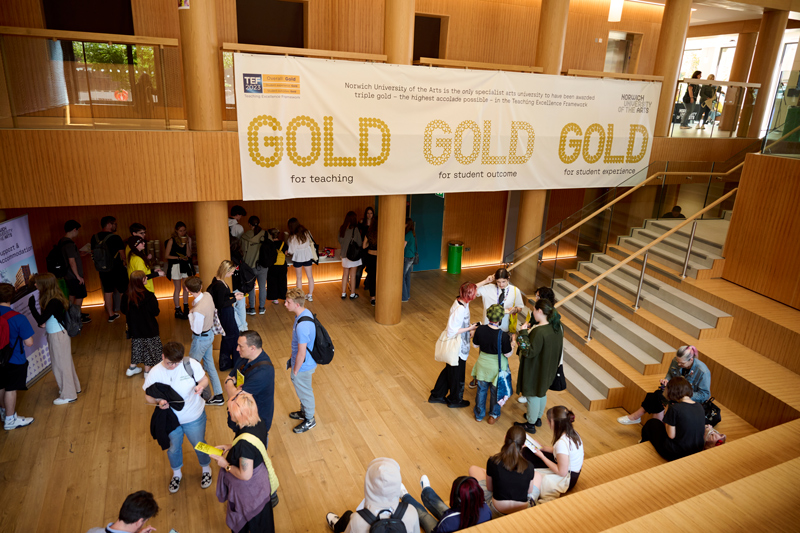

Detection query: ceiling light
xmin=609 ymin=0 xmax=624 ymax=22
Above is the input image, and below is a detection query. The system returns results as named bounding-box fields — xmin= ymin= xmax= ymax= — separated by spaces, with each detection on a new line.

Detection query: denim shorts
xmin=293 ymin=259 xmax=314 ymax=267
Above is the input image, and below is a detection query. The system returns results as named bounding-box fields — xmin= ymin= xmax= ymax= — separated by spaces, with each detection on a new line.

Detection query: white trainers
xmin=326 ymin=513 xmax=339 ymax=531
xmin=420 ymin=474 xmax=430 ymax=490
xmin=306 ymin=294 xmax=314 ymax=302
xmin=53 ymin=398 xmax=76 ymax=405
xmin=126 ymin=366 xmax=143 ymax=377
xmin=517 ymin=396 xmax=528 ymax=404
xmin=617 ymin=415 xmax=641 ymax=425
xmin=4 ymin=414 xmax=34 ymax=430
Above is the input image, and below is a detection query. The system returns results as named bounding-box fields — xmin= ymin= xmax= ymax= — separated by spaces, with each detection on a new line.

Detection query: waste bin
xmin=447 ymin=241 xmax=464 ymax=274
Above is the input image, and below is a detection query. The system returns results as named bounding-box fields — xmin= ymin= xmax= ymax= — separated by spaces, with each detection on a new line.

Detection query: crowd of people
xmin=0 ymin=211 xmax=719 ymax=532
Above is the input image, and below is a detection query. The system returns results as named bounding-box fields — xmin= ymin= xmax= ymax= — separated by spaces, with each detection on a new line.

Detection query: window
xmin=716 ymin=47 xmax=735 ymax=81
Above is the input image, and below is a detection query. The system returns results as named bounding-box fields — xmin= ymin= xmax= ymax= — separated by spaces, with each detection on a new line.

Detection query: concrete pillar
xmin=178 ymin=0 xmax=224 ymax=131
xmin=652 ymin=0 xmax=694 ymax=137
xmin=376 ymin=0 xmax=414 ymax=325
xmin=745 ymin=9 xmax=790 ymax=138
xmin=535 ymin=0 xmax=570 ymax=75
xmin=719 ymin=32 xmax=757 ymax=132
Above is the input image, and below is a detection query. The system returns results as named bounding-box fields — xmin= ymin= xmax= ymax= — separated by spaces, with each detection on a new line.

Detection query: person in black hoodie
xmin=121 ymin=270 xmax=162 ymax=379
xmin=209 ymin=260 xmax=243 ymax=370
xmin=28 ymin=273 xmax=81 ymax=405
xmin=264 ymin=229 xmax=288 ymax=304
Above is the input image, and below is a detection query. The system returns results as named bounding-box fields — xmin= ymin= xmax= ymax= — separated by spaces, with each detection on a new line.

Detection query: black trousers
xmin=218 ymin=306 xmax=239 ymax=368
xmin=430 ymin=358 xmax=466 ymax=403
xmin=333 ymin=510 xmax=353 ymax=533
xmin=363 ymin=253 xmax=377 ymax=298
xmin=234 ymin=499 xmax=275 ymax=533
xmin=641 ymin=389 xmax=667 ymax=414
xmin=641 ymin=418 xmax=682 ymax=462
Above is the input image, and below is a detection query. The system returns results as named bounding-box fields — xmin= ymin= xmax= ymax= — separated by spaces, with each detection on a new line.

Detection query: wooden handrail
xmin=764 ymin=124 xmax=800 ymax=151
xmin=567 ymin=69 xmax=664 ymax=82
xmin=221 ymin=42 xmax=387 ymax=62
xmin=554 ymin=187 xmax=738 ymax=309
xmin=680 ymin=77 xmax=760 ymax=89
xmin=0 ymin=26 xmax=178 ymax=47
xmin=507 ymin=160 xmax=746 ymax=272
xmin=417 ymin=57 xmax=543 ymax=73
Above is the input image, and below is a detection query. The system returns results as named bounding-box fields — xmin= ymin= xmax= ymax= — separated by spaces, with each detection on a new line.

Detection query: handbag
xmin=703 ymin=424 xmax=726 ymax=450
xmin=434 ymin=329 xmax=461 ymax=366
xmin=703 ymin=397 xmax=722 ymax=427
xmin=550 ymin=364 xmax=567 ymax=392
xmin=412 ymin=252 xmax=420 ymax=265
xmin=211 ymin=309 xmax=225 ymax=336
xmin=496 ymin=329 xmax=513 ymax=405
xmin=309 ymin=233 xmax=320 ymax=265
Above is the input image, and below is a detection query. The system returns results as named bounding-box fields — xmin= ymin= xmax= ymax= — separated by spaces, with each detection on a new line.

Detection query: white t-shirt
xmin=476 ymin=283 xmax=526 ymax=332
xmin=143 ymin=358 xmax=206 ymax=425
xmin=446 ymin=299 xmax=471 ymax=361
xmin=553 ymin=433 xmax=584 ymax=473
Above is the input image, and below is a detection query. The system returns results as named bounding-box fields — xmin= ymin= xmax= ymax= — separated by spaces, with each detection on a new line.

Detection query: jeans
xmin=402 ymin=257 xmax=413 ymax=301
xmin=233 ymin=294 xmax=248 ymax=331
xmin=526 ymin=395 xmax=547 ymax=424
xmin=291 ymin=368 xmax=315 ymax=419
xmin=166 ymin=411 xmax=210 ymax=469
xmin=248 ymin=265 xmax=268 ymax=309
xmin=474 ymin=380 xmax=500 ymax=421
xmin=402 ymin=486 xmax=449 ymax=533
xmin=189 ymin=333 xmax=222 ymax=396
xmin=681 ymin=102 xmax=697 ymax=126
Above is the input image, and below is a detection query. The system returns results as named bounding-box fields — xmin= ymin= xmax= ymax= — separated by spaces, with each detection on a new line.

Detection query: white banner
xmin=0 ymin=215 xmax=50 ymax=385
xmin=235 ymin=54 xmax=660 ymax=200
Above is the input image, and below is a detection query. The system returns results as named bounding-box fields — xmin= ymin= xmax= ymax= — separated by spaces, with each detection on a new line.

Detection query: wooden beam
xmin=0 ymin=26 xmax=178 ymax=47
xmin=567 ymin=70 xmax=664 ymax=82
xmin=417 ymin=57 xmax=542 ymax=73
xmin=682 ymin=78 xmax=761 ymax=88
xmin=221 ymin=42 xmax=387 ymax=62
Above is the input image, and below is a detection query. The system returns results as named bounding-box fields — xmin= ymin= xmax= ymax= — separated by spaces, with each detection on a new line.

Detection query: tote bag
xmin=434 ymin=329 xmax=461 ymax=366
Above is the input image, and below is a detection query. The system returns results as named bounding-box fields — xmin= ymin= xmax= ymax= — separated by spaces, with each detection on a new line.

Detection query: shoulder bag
xmin=496 ymin=329 xmax=513 ymax=404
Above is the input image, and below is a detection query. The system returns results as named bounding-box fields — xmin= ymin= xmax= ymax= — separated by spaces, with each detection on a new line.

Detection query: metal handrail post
xmin=586 ymin=284 xmax=600 ymax=341
xmin=633 ymin=252 xmax=649 ymax=310
xmin=681 ymin=220 xmax=698 ymax=278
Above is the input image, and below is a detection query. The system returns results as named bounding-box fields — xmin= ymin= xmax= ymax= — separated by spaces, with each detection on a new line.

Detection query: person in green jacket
xmin=515 ymin=299 xmax=563 ymax=434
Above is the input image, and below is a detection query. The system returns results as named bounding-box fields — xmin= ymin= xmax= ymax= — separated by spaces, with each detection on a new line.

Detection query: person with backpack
xmin=50 ymin=220 xmax=91 ymax=324
xmin=121 ymin=271 xmax=163 ymax=379
xmin=209 ymin=260 xmax=243 ymax=371
xmin=264 ymin=229 xmax=288 ymax=305
xmin=326 ymin=457 xmax=420 ymax=533
xmin=91 ymin=216 xmax=129 ymax=323
xmin=0 ymin=283 xmax=35 ymax=430
xmin=337 ymin=211 xmax=362 ymax=301
xmin=143 ymin=341 xmax=212 ymax=494
xmin=284 ymin=287 xmax=317 ymax=434
xmin=400 ymin=475 xmax=492 ymax=533
xmin=241 ymin=216 xmax=267 ymax=315
xmin=27 ymin=274 xmax=80 ymax=406
xmin=211 ymin=391 xmax=276 ymax=533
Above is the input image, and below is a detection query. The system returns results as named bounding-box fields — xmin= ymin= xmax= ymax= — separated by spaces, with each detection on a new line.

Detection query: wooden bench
xmin=572 ymin=442 xmax=664 ymax=492
xmin=470 ymin=419 xmax=800 ymax=533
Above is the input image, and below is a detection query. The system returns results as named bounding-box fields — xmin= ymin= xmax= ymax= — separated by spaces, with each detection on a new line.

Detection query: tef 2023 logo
xmin=243 ymin=74 xmax=262 ymax=94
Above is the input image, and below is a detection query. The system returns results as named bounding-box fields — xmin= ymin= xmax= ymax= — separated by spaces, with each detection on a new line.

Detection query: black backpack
xmin=356 ymin=502 xmax=408 ymax=533
xmin=91 ymin=233 xmax=116 ymax=273
xmin=297 ymin=314 xmax=334 ymax=365
xmin=258 ymin=240 xmax=278 ymax=269
xmin=236 ymin=261 xmax=257 ymax=294
xmin=59 ymin=304 xmax=82 ymax=338
xmin=46 ymin=241 xmax=69 ymax=279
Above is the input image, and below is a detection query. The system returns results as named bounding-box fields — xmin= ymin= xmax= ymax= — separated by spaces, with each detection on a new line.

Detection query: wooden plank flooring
xmin=1 ymin=266 xmax=655 ymax=533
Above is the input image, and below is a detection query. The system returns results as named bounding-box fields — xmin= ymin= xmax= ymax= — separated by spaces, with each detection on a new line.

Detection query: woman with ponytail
xmin=526 ymin=406 xmax=584 ymax=502
xmin=618 ymin=345 xmax=711 ymax=425
xmin=468 ymin=426 xmax=535 ymax=518
xmin=515 ymin=298 xmax=563 ymax=433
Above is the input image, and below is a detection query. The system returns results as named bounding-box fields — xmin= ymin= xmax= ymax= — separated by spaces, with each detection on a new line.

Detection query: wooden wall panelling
xmin=0 ymin=130 xmax=245 ymax=208
xmin=0 ymin=0 xmax=45 ymax=29
xmin=649 ymin=137 xmax=759 ymax=164
xmin=440 ymin=191 xmax=507 ymax=269
xmin=131 ymin=0 xmax=180 ymax=39
xmin=305 ymin=0 xmax=385 ymax=54
xmin=722 ymin=154 xmax=800 ymax=309
xmin=562 ymin=0 xmax=663 ymax=75
xmin=544 ymin=188 xmax=585 ymax=259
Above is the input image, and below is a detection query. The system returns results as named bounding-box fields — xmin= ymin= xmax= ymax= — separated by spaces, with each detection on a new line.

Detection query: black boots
xmin=447 ymin=382 xmax=470 ymax=408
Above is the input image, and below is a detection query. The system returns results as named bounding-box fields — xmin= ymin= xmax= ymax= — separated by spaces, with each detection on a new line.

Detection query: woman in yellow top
xmin=126 ymin=236 xmax=164 ymax=292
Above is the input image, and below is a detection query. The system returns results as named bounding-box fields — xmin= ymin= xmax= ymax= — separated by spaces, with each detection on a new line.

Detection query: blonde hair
xmin=285 ymin=287 xmax=305 ymax=306
xmin=228 ymin=392 xmax=261 ymax=428
xmin=216 ymin=260 xmax=235 ymax=280
xmin=34 ymin=273 xmax=68 ymax=311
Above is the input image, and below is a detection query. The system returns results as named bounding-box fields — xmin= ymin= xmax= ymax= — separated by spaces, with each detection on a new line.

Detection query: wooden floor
xmin=0 ymin=266 xmax=760 ymax=532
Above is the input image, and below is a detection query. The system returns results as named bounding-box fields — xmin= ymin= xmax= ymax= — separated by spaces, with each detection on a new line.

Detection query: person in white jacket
xmin=325 ymin=457 xmax=421 ymax=533
xmin=428 ymin=282 xmax=478 ymax=408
